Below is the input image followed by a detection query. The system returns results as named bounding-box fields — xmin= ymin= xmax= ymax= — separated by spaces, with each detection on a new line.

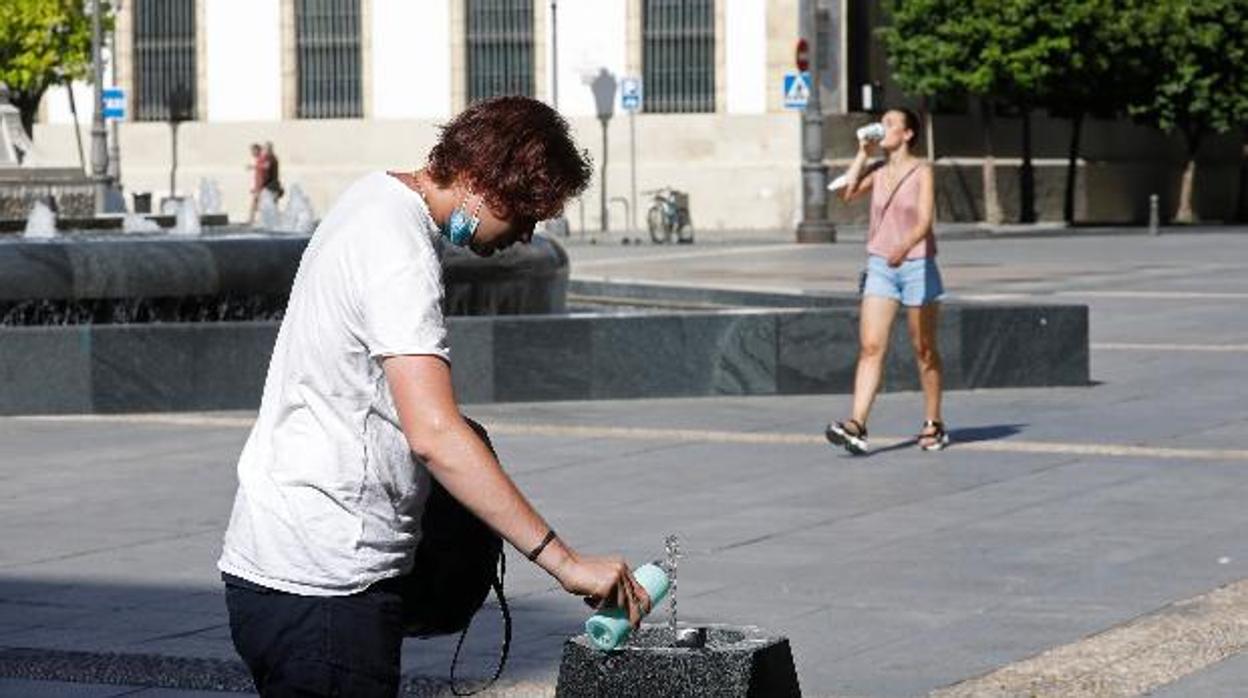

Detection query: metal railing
xmin=466 ymin=0 xmax=535 ymax=102
xmin=296 ymin=0 xmax=363 ymax=119
xmin=642 ymin=0 xmax=715 ymax=113
xmin=133 ymin=0 xmax=196 ymax=121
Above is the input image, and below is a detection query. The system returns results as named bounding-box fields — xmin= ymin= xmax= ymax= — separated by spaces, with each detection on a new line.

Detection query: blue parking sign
xmin=102 ymin=87 xmax=126 ymax=120
xmin=620 ymin=76 xmax=642 ymax=112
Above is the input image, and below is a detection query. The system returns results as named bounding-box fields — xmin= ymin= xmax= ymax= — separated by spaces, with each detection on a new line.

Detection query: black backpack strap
xmin=449 ymin=551 xmax=512 ymax=696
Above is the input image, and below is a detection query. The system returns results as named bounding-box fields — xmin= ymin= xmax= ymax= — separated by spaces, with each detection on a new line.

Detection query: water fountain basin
xmin=555 ymin=625 xmax=801 ymax=697
xmin=0 ymin=230 xmax=569 ymax=323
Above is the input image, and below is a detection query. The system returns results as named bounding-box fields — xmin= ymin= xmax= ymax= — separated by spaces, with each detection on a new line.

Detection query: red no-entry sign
xmin=795 ymin=38 xmax=810 ymax=72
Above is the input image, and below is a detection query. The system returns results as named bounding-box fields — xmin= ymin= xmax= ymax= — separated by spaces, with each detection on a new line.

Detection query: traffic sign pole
xmin=796 ymin=0 xmax=835 ymax=243
xmin=630 ymin=109 xmax=637 ymax=232
xmin=620 ymin=77 xmax=642 ymax=232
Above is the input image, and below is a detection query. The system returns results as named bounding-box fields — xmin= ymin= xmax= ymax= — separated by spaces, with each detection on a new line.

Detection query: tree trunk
xmin=921 ymin=96 xmax=935 ymax=160
xmin=1020 ymin=108 xmax=1035 ymax=223
xmin=980 ymin=98 xmax=1002 ymax=225
xmin=1063 ymin=112 xmax=1084 ymax=225
xmin=1175 ymin=130 xmax=1200 ymax=223
xmin=1237 ymin=127 xmax=1248 ymax=223
xmin=12 ymin=90 xmax=44 ymax=142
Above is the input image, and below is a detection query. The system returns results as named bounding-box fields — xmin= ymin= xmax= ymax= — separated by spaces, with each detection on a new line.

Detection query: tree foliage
xmin=880 ymin=0 xmax=1074 ymax=105
xmin=880 ymin=0 xmax=1076 ymax=223
xmin=0 ymin=0 xmax=110 ymax=136
xmin=880 ymin=0 xmax=1248 ymax=223
xmin=1040 ymin=0 xmax=1147 ymax=118
xmin=1127 ymin=0 xmax=1248 ymax=147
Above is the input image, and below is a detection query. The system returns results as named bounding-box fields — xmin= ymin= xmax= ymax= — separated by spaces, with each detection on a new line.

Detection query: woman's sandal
xmin=825 ymin=419 xmax=869 ymax=455
xmin=918 ymin=419 xmax=950 ymax=451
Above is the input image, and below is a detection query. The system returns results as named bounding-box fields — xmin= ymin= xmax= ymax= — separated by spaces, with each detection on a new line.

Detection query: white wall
xmin=726 ymin=0 xmax=767 ymax=114
xmin=43 ymin=43 xmax=109 ymax=127
xmin=42 ymin=82 xmax=95 ymax=127
xmin=550 ymin=0 xmax=627 ymax=117
xmin=373 ymin=0 xmax=451 ymax=119
xmin=205 ymin=0 xmax=282 ymax=121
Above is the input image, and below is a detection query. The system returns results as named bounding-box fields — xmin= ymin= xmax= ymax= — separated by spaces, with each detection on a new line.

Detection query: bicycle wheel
xmin=676 ymin=223 xmax=694 ymax=244
xmin=647 ymin=205 xmax=667 ymax=244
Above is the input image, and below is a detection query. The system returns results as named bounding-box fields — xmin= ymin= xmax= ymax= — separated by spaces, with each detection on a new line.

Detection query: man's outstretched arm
xmin=382 ymin=354 xmax=650 ymax=624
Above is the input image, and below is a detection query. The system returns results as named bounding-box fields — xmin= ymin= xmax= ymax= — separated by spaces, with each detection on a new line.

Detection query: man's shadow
xmin=867 ymin=423 xmax=1027 ymax=456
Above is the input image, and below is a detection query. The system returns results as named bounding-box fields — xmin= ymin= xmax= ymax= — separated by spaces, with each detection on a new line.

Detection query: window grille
xmin=296 ymin=0 xmax=363 ymax=119
xmin=643 ymin=0 xmax=715 ymax=113
xmin=133 ymin=0 xmax=197 ymax=121
xmin=466 ymin=0 xmax=535 ymax=102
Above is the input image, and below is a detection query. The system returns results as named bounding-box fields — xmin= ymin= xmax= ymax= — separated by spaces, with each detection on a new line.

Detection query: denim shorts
xmin=862 ymin=254 xmax=944 ymax=307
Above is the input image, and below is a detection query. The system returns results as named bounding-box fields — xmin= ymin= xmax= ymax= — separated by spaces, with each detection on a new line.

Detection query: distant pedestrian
xmin=262 ymin=141 xmax=284 ymax=201
xmin=825 ymin=108 xmax=948 ymax=454
xmin=218 ymin=96 xmax=651 ymax=697
xmin=246 ymin=143 xmax=265 ymax=224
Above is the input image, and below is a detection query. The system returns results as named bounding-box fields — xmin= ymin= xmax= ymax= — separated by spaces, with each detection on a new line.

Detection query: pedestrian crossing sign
xmin=783 ymin=72 xmax=811 ymax=109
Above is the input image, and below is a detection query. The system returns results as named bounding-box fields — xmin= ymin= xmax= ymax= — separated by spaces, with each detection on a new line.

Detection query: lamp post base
xmin=796 ymin=219 xmax=837 ymax=243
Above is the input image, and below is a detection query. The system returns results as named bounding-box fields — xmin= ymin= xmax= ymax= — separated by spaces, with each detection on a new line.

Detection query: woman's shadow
xmin=868 ymin=423 xmax=1026 ymax=456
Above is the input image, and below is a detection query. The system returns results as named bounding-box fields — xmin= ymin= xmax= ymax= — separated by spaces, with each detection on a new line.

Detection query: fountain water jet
xmin=21 ymin=200 xmax=57 ymax=238
xmin=121 ymin=212 xmax=161 ymax=233
xmin=197 ymin=178 xmax=223 ymax=215
xmin=279 ymin=184 xmax=316 ymax=234
xmin=255 ymin=189 xmax=280 ymax=230
xmin=172 ymin=198 xmax=201 ymax=236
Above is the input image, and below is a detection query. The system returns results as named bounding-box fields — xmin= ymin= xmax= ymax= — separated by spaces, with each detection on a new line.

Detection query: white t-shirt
xmin=218 ymin=171 xmax=449 ymax=596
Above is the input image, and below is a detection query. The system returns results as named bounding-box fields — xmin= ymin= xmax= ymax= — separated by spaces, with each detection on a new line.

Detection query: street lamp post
xmin=589 ymin=70 xmax=617 ymax=233
xmin=90 ymin=0 xmax=111 ymax=214
xmin=550 ymin=1 xmax=558 ymax=110
xmin=107 ymin=1 xmax=122 ymax=187
xmin=796 ymin=0 xmax=836 ymax=243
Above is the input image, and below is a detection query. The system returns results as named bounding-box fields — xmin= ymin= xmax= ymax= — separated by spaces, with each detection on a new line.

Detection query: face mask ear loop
xmin=469 ymin=192 xmax=484 ymax=225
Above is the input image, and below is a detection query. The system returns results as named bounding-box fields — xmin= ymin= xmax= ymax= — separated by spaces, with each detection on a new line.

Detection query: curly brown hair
xmin=427 ymin=96 xmax=593 ymax=222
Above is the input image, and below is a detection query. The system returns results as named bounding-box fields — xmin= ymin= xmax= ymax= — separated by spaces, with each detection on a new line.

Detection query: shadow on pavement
xmin=864 ymin=423 xmax=1027 ymax=457
xmin=0 ymin=576 xmax=580 ymax=696
xmin=948 ymin=424 xmax=1026 ymax=444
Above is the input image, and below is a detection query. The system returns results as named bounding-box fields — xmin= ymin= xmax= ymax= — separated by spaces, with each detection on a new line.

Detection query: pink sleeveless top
xmin=866 ymin=164 xmax=935 ymax=260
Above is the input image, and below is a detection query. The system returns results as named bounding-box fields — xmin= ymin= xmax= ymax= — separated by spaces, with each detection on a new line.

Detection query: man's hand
xmin=553 ymin=551 xmax=652 ymax=628
xmin=887 ymin=247 xmax=908 ymax=267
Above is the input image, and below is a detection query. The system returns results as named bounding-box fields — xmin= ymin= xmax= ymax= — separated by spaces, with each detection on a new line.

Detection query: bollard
xmin=1148 ymin=194 xmax=1160 ymax=235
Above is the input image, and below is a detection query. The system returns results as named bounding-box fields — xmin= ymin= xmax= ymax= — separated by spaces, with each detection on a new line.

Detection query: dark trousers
xmin=224 ymin=577 xmax=405 ymax=697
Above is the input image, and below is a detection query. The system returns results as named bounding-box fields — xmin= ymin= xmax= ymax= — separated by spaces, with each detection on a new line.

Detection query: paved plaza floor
xmin=2 ymin=227 xmax=1246 ymax=696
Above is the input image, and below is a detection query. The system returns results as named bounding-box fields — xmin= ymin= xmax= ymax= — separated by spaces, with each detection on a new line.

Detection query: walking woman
xmin=825 ymin=108 xmax=948 ymax=455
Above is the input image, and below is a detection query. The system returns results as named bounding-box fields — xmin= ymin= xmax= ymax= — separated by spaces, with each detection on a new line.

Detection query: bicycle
xmin=644 ymin=187 xmax=694 ymax=244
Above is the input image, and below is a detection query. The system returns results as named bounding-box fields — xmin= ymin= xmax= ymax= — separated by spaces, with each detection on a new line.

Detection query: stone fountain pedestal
xmin=554 ymin=626 xmax=801 ymax=697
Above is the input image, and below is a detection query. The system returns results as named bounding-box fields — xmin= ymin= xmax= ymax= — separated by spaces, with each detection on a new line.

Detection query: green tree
xmin=972 ymin=1 xmax=1075 ymax=223
xmin=0 ymin=0 xmax=108 ymax=138
xmin=1038 ymin=0 xmax=1147 ymax=224
xmin=1127 ymin=0 xmax=1248 ymax=223
xmin=878 ymin=0 xmax=996 ymax=221
xmin=883 ymin=1 xmax=1177 ymax=224
xmin=882 ymin=0 xmax=1072 ymax=224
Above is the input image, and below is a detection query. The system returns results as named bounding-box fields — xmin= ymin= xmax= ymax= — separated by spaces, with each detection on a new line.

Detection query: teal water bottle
xmin=583 ymin=562 xmax=670 ymax=651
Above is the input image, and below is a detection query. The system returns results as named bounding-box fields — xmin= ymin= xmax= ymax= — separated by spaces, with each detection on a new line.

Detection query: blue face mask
xmin=444 ymin=193 xmax=481 ymax=247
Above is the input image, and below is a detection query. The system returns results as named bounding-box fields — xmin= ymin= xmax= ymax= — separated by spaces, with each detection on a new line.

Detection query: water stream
xmin=664 ymin=534 xmax=680 ymax=638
